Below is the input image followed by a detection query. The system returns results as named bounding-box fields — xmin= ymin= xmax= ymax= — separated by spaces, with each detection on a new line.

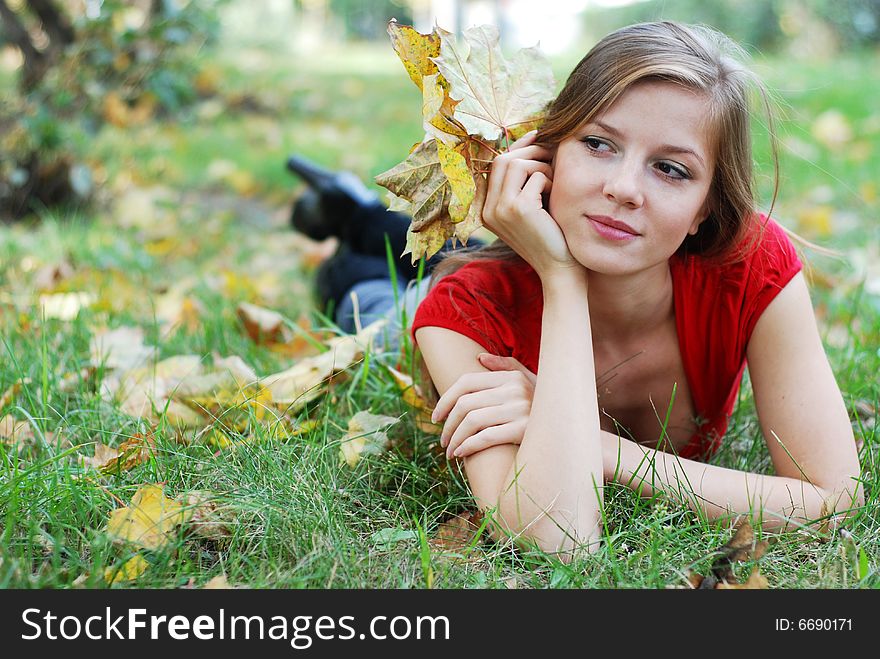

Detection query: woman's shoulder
xmin=430 ymin=255 xmax=541 ymax=304
xmin=673 ymin=215 xmax=802 ymax=290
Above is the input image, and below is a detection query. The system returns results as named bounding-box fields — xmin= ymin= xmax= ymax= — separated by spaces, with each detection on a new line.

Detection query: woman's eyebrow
xmin=592 ymin=120 xmax=707 ymax=168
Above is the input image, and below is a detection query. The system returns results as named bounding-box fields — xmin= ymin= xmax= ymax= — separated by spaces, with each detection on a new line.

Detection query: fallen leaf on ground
xmin=429 ymin=510 xmax=484 ymax=553
xmin=339 ymin=410 xmax=399 ymax=467
xmin=261 ymin=320 xmax=386 ymax=412
xmin=237 ymin=301 xmax=290 ymax=344
xmin=105 ymin=484 xmax=191 ymax=550
xmin=386 ymin=366 xmax=442 ymax=435
xmin=686 ymin=520 xmax=770 ymax=589
xmin=90 ymin=326 xmax=158 ymax=371
xmin=104 ymin=554 xmax=150 ymax=584
xmin=203 ymin=574 xmax=231 ymax=589
xmin=98 ymin=433 xmax=157 ymax=474
xmin=0 ymin=415 xmax=36 ymax=446
xmin=80 ymin=441 xmax=120 ymax=470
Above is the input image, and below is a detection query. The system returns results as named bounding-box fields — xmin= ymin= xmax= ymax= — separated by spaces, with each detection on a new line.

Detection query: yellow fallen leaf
xmin=386 ymin=366 xmax=442 ymax=435
xmin=105 ymin=484 xmax=191 ymax=550
xmin=339 ymin=410 xmax=399 ymax=467
xmin=104 ymin=554 xmax=150 ymax=584
xmin=261 ymin=320 xmax=386 ymax=412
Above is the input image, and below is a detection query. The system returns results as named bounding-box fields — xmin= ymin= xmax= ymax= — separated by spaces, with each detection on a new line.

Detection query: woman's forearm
xmin=602 ymin=433 xmax=863 ymax=531
xmin=496 ymin=269 xmax=603 ymax=554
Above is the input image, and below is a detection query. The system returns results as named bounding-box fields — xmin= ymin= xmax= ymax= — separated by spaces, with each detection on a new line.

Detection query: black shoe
xmin=286 ymin=155 xmax=378 ymax=242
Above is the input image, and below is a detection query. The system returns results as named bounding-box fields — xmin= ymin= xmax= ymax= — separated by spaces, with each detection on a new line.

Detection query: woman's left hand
xmin=432 ymin=353 xmax=537 ymax=460
xmin=482 ymin=131 xmax=582 ymax=281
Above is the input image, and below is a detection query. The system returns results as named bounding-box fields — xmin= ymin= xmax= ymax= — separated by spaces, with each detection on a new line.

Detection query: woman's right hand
xmin=482 ymin=131 xmax=583 ymax=280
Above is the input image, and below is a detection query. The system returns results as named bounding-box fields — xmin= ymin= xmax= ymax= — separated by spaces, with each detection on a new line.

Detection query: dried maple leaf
xmin=433 ymin=24 xmax=555 ymax=141
xmin=105 ymin=484 xmax=191 ymax=550
xmin=388 ymin=21 xmax=441 ymax=90
xmin=375 ymin=140 xmax=450 ymax=232
xmin=376 ymin=21 xmax=553 ymax=264
xmin=261 ymin=320 xmax=386 ymax=412
xmin=80 ymin=441 xmax=120 ymax=470
xmin=339 ymin=411 xmax=400 ymax=467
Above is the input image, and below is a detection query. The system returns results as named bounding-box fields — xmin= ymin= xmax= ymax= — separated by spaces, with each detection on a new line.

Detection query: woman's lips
xmin=587 ymin=215 xmax=640 ymax=241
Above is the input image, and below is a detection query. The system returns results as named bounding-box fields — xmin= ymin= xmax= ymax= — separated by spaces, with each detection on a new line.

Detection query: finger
xmin=500 ymin=161 xmax=553 ymax=207
xmin=508 ymin=129 xmax=538 ymax=150
xmin=477 ymin=353 xmax=538 ymax=384
xmin=484 ymin=146 xmax=553 ymax=226
xmin=445 ymin=402 xmax=523 ymax=458
xmin=431 ymin=371 xmax=516 ymax=423
xmin=440 ymin=386 xmax=513 ymax=447
xmin=455 ymin=418 xmax=528 ymax=457
xmin=520 ymin=169 xmax=553 ymax=200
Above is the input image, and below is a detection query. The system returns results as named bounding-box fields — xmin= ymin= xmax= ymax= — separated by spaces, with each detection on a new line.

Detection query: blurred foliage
xmin=0 ymin=0 xmax=223 ymax=219
xmin=327 ymin=0 xmax=412 ymax=40
xmin=582 ymin=0 xmax=880 ymax=52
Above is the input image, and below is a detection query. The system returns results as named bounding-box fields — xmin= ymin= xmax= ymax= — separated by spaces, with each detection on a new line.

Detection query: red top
xmin=410 ymin=217 xmax=803 ymax=461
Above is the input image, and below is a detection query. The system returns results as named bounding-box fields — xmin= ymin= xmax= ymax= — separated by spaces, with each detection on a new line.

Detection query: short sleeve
xmin=740 ymin=217 xmax=804 ymax=348
xmin=410 ymin=262 xmax=515 ymax=356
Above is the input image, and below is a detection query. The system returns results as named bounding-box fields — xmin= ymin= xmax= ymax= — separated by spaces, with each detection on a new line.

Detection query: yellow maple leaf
xmin=105 ymin=484 xmax=191 ymax=550
xmin=437 ymin=140 xmax=475 ymax=224
xmin=388 ymin=21 xmax=441 ymax=91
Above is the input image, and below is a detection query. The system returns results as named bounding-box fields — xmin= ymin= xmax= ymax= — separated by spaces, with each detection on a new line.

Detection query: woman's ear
xmin=688 ymin=198 xmax=713 ymax=235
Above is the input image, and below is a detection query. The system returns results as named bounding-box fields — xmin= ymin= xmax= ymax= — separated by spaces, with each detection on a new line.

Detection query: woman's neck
xmin=586 ymin=261 xmax=675 ymax=344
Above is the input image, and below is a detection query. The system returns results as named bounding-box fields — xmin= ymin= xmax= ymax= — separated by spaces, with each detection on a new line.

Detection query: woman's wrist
xmin=540 ymin=265 xmax=589 ymax=299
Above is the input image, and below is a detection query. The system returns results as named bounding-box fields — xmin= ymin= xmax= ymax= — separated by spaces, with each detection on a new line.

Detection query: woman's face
xmin=548 ymin=80 xmax=716 ymax=276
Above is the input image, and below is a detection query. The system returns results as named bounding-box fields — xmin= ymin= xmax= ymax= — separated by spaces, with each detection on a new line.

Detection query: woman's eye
xmin=581 ymin=136 xmax=611 ymax=152
xmin=656 ymin=161 xmax=689 ymax=180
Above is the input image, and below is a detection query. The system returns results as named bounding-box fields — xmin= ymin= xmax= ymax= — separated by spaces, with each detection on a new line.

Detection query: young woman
xmin=293 ymin=21 xmax=863 ymax=558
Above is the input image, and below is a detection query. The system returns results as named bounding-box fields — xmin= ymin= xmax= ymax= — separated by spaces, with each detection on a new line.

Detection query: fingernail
xmin=453 ymin=448 xmax=463 ymax=457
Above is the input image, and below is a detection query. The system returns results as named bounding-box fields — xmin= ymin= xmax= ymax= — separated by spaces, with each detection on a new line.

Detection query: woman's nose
xmin=602 ymin=160 xmax=644 ymax=208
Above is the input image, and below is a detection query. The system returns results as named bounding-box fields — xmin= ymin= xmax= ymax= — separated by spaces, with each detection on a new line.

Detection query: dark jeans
xmin=317 ymin=200 xmax=484 ymax=323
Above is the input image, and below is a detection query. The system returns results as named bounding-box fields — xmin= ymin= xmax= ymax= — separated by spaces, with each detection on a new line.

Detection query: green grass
xmin=0 ymin=34 xmax=878 ymax=589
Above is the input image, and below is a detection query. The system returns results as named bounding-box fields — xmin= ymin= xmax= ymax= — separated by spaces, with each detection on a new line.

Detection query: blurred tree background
xmin=1 ymin=0 xmax=878 ymax=226
xmin=0 ymin=0 xmax=222 ymax=219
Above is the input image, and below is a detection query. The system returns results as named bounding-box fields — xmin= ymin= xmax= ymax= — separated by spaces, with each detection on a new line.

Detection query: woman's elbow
xmin=488 ymin=498 xmax=603 ymax=560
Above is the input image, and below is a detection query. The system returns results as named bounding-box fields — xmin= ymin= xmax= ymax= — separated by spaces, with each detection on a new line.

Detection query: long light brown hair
xmin=430 ymin=20 xmax=778 ymax=284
